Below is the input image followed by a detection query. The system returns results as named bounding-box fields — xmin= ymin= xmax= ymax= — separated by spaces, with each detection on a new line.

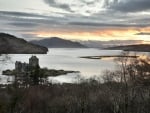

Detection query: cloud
xmin=108 ymin=0 xmax=150 ymax=12
xmin=0 ymin=11 xmax=67 ymax=26
xmin=0 ymin=11 xmax=48 ymax=19
xmin=0 ymin=0 xmax=150 ymax=41
xmin=0 ymin=11 xmax=68 ymax=37
xmin=69 ymin=22 xmax=150 ymax=28
xmin=9 ymin=22 xmax=39 ymax=27
xmin=44 ymin=0 xmax=73 ymax=12
xmin=43 ymin=0 xmax=105 ymax=16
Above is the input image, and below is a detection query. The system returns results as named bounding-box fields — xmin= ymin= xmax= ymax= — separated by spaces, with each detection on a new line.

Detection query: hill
xmin=30 ymin=37 xmax=86 ymax=48
xmin=79 ymin=40 xmax=143 ymax=48
xmin=0 ymin=33 xmax=48 ymax=54
xmin=106 ymin=44 xmax=150 ymax=52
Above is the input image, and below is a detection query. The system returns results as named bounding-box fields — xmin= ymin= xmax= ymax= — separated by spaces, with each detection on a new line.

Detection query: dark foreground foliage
xmin=0 ymin=52 xmax=150 ymax=113
xmin=0 ymin=82 xmax=150 ymax=113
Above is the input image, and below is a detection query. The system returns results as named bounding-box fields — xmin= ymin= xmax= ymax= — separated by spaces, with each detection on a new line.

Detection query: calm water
xmin=0 ymin=48 xmax=149 ymax=84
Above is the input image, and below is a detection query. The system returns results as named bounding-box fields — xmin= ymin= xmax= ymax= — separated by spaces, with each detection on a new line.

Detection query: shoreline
xmin=80 ymin=55 xmax=139 ymax=59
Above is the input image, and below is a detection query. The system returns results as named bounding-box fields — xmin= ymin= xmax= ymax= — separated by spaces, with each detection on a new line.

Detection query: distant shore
xmin=105 ymin=44 xmax=150 ymax=52
xmin=80 ymin=55 xmax=139 ymax=59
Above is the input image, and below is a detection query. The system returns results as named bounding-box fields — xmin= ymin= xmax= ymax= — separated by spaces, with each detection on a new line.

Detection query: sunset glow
xmin=0 ymin=0 xmax=150 ymax=43
xmin=33 ymin=27 xmax=150 ymax=42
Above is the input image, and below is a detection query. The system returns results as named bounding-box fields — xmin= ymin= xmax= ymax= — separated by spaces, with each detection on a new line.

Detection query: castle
xmin=15 ymin=56 xmax=39 ymax=74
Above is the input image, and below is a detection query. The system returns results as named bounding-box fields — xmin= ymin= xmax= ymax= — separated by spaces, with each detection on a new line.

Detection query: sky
xmin=0 ymin=0 xmax=150 ymax=42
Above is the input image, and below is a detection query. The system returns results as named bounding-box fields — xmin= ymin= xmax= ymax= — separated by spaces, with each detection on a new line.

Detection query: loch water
xmin=0 ymin=48 xmax=149 ymax=84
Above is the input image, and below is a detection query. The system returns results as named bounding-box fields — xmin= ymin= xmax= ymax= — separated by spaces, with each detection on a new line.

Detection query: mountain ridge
xmin=30 ymin=37 xmax=86 ymax=48
xmin=0 ymin=33 xmax=48 ymax=54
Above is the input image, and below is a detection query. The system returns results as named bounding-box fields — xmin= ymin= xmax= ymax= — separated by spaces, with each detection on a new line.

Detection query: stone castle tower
xmin=15 ymin=56 xmax=39 ymax=73
xmin=29 ymin=56 xmax=39 ymax=67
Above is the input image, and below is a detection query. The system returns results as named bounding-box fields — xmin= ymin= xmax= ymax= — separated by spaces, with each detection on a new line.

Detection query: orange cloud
xmin=31 ymin=27 xmax=150 ymax=42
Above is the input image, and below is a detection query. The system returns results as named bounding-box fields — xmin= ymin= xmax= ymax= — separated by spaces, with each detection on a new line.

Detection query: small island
xmin=2 ymin=56 xmax=77 ymax=84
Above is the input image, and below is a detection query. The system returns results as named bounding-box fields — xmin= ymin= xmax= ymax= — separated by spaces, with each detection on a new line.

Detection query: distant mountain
xmin=106 ymin=44 xmax=150 ymax=52
xmin=79 ymin=40 xmax=143 ymax=48
xmin=0 ymin=33 xmax=48 ymax=54
xmin=30 ymin=37 xmax=86 ymax=48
